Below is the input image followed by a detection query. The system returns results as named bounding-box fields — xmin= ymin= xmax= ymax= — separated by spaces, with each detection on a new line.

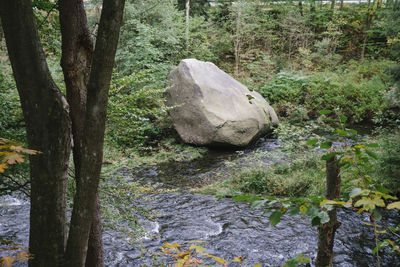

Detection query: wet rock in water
xmin=165 ymin=58 xmax=279 ymax=147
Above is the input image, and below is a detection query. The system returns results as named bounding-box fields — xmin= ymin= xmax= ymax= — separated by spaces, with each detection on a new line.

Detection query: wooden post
xmin=316 ymin=156 xmax=341 ymax=267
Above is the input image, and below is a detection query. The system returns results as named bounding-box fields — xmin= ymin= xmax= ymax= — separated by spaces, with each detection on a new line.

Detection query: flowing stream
xmin=1 ymin=138 xmax=399 ymax=266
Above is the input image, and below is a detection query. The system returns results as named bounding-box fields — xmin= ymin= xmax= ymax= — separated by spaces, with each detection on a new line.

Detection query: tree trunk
xmin=310 ymin=0 xmax=316 ymax=33
xmin=361 ymin=0 xmax=373 ymax=60
xmin=340 ymin=0 xmax=344 ymax=10
xmin=234 ymin=5 xmax=241 ymax=78
xmin=316 ymin=156 xmax=341 ymax=267
xmin=85 ymin=193 xmax=104 ymax=267
xmin=63 ymin=0 xmax=125 ymax=266
xmin=185 ymin=0 xmax=190 ymax=54
xmin=0 ymin=1 xmax=71 ymax=266
xmin=299 ymin=0 xmax=304 ymax=16
xmin=331 ymin=0 xmax=335 ymax=10
xmin=59 ymin=1 xmax=104 ymax=266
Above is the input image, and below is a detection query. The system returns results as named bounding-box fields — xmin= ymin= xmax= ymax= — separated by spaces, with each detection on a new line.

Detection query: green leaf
xmin=289 ymin=206 xmax=300 ymax=216
xmin=269 ymin=210 xmax=282 ymax=226
xmin=340 ymin=115 xmax=348 ymax=123
xmin=233 ymin=194 xmax=261 ymax=202
xmin=319 ymin=110 xmax=332 ymax=115
xmin=319 ymin=211 xmax=330 ymax=224
xmin=366 ymin=143 xmax=379 ymax=148
xmin=306 ymin=205 xmax=319 ymax=218
xmin=355 ymin=197 xmax=385 ymax=210
xmin=311 ymin=216 xmax=321 ymax=226
xmin=365 ymin=150 xmax=378 ymax=159
xmin=251 ymin=200 xmax=267 ymax=210
xmin=320 ymin=142 xmax=332 ymax=149
xmin=284 ymin=254 xmax=310 ymax=267
xmin=348 ymin=129 xmax=358 ymax=135
xmin=335 ymin=128 xmax=348 ymax=137
xmin=321 ymin=152 xmax=337 ymax=161
xmin=349 ymin=188 xmax=363 ymax=198
xmin=306 ymin=139 xmax=318 ymax=146
xmin=373 ymin=209 xmax=382 ymax=221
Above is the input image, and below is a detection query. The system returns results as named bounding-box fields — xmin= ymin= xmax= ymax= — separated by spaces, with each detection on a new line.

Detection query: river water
xmin=1 ymin=138 xmax=399 ymax=266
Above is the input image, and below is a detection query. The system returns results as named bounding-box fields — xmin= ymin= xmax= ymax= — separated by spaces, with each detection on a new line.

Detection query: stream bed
xmin=1 ymin=138 xmax=399 ymax=266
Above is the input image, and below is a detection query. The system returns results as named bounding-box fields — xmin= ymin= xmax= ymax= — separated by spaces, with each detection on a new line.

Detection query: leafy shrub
xmin=237 ymin=155 xmax=324 ymax=197
xmin=0 ymin=65 xmax=25 ymax=141
xmin=375 ymin=133 xmax=400 ymax=194
xmin=258 ymin=60 xmax=395 ymax=122
xmin=106 ymin=70 xmax=171 ymax=152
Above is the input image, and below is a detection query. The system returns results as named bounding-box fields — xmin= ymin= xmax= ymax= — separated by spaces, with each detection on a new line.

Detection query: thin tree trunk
xmin=299 ymin=0 xmax=304 ymax=16
xmin=361 ymin=0 xmax=373 ymax=60
xmin=331 ymin=0 xmax=335 ymax=10
xmin=63 ymin=0 xmax=125 ymax=266
xmin=59 ymin=1 xmax=104 ymax=266
xmin=316 ymin=156 xmax=341 ymax=267
xmin=234 ymin=5 xmax=241 ymax=77
xmin=0 ymin=1 xmax=71 ymax=266
xmin=310 ymin=0 xmax=316 ymax=33
xmin=185 ymin=0 xmax=190 ymax=54
xmin=340 ymin=0 xmax=344 ymax=10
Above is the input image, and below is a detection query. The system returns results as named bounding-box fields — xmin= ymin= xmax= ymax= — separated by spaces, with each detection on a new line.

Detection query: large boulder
xmin=165 ymin=59 xmax=279 ymax=147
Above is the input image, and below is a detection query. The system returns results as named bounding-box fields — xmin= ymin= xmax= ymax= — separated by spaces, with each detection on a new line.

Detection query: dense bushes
xmin=375 ymin=133 xmax=400 ymax=194
xmin=106 ymin=71 xmax=171 ymax=152
xmin=0 ymin=65 xmax=25 ymax=141
xmin=258 ymin=60 xmax=396 ymax=123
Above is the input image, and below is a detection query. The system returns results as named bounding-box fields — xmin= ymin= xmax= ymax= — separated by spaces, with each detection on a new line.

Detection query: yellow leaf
xmin=189 ymin=245 xmax=206 ymax=254
xmin=1 ymin=256 xmax=16 ymax=267
xmin=299 ymin=205 xmax=307 ymax=215
xmin=387 ymin=201 xmax=400 ymax=210
xmin=233 ymin=256 xmax=243 ymax=263
xmin=4 ymin=153 xmax=24 ymax=165
xmin=175 ymin=258 xmax=186 ymax=267
xmin=163 ymin=242 xmax=182 ymax=249
xmin=204 ymin=254 xmax=227 ymax=264
xmin=17 ymin=251 xmax=30 ymax=261
xmin=0 ymin=163 xmax=8 ymax=173
xmin=254 ymin=264 xmax=262 ymax=267
xmin=320 ymin=199 xmax=347 ymax=206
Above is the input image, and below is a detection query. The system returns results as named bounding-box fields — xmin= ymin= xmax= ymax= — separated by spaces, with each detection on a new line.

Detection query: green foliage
xmin=374 ymin=133 xmax=400 ymax=194
xmin=0 ymin=66 xmax=25 ymax=141
xmin=237 ymin=155 xmax=324 ymax=197
xmin=106 ymin=71 xmax=171 ymax=152
xmin=283 ymin=254 xmax=310 ymax=267
xmin=258 ymin=60 xmax=395 ymax=122
xmin=116 ymin=0 xmax=184 ymax=82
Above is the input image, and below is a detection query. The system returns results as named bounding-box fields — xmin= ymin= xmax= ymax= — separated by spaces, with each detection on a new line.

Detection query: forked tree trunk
xmin=63 ymin=0 xmax=125 ymax=266
xmin=316 ymin=156 xmax=341 ymax=267
xmin=59 ymin=1 xmax=104 ymax=265
xmin=0 ymin=1 xmax=71 ymax=266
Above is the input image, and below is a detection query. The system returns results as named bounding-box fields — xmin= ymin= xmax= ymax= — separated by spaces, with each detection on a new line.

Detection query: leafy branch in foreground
xmin=0 ymin=138 xmax=39 ymax=174
xmin=234 ymin=109 xmax=400 ymax=265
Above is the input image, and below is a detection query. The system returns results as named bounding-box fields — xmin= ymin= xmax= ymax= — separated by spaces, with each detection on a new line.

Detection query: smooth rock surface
xmin=165 ymin=59 xmax=278 ymax=147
